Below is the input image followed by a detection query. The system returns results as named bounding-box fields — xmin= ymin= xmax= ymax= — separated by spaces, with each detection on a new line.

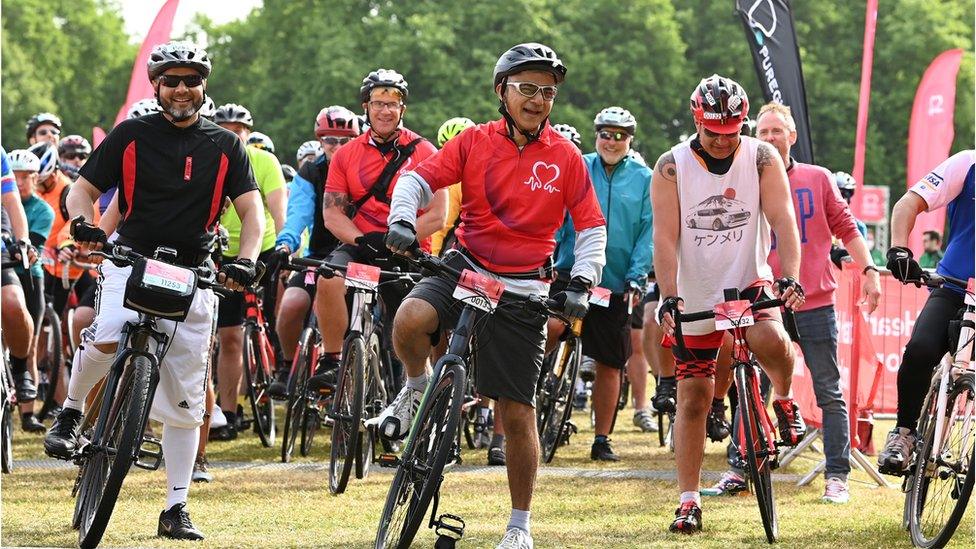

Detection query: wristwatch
xmin=862 ymin=265 xmax=880 ymax=275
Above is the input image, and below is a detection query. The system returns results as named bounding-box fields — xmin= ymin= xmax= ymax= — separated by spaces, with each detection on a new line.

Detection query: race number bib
xmin=345 ymin=262 xmax=381 ymax=291
xmin=452 ymin=269 xmax=504 ymax=312
xmin=590 ymin=287 xmax=612 ymax=308
xmin=142 ymin=259 xmax=193 ymax=294
xmin=714 ymin=300 xmax=754 ymax=330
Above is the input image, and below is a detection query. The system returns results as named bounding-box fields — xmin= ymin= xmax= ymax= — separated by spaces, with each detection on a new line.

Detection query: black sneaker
xmin=652 ymin=382 xmax=677 ymax=414
xmin=208 ymin=412 xmax=237 ymax=441
xmin=268 ymin=367 xmax=290 ymax=400
xmin=44 ymin=407 xmax=84 ymax=459
xmin=669 ymin=501 xmax=702 ymax=534
xmin=21 ymin=413 xmax=46 ymax=433
xmin=706 ymin=405 xmax=731 ymax=442
xmin=43 ymin=404 xmax=62 ymax=421
xmin=157 ymin=502 xmax=205 ymax=540
xmin=14 ymin=370 xmax=37 ymax=402
xmin=487 ymin=446 xmax=506 ymax=466
xmin=591 ymin=438 xmax=620 ymax=462
xmin=772 ymin=398 xmax=807 ymax=447
xmin=307 ymin=356 xmax=340 ymax=393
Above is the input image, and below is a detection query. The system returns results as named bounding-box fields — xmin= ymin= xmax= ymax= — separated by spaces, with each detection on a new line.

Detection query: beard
xmin=160 ymin=93 xmax=204 ymax=122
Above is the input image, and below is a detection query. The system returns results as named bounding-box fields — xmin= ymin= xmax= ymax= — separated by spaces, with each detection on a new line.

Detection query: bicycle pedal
xmin=433 ymin=513 xmax=465 ymax=541
xmin=377 ymin=453 xmax=400 ymax=468
xmin=134 ymin=435 xmax=163 ymax=471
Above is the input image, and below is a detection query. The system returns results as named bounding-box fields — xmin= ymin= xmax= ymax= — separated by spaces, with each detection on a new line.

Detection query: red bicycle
xmin=238 ymin=285 xmax=278 ymax=448
xmin=673 ymin=288 xmax=799 ymax=544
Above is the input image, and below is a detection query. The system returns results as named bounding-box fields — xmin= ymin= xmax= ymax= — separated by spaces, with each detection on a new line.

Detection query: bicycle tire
xmin=657 ymin=409 xmax=674 ymax=448
xmin=375 ymin=362 xmax=464 ymax=549
xmin=735 ymin=363 xmax=778 ymax=544
xmin=37 ymin=306 xmax=64 ymax=418
xmin=78 ymin=355 xmax=151 ymax=549
xmin=300 ymin=402 xmax=320 ymax=457
xmin=356 ymin=333 xmax=382 ymax=480
xmin=329 ymin=334 xmax=366 ymax=494
xmin=282 ymin=328 xmax=313 ymax=463
xmin=908 ymin=376 xmax=976 ymax=548
xmin=541 ymin=337 xmax=581 ymax=463
xmin=243 ymin=325 xmax=276 ymax=448
xmin=1 ymin=400 xmax=12 ymax=474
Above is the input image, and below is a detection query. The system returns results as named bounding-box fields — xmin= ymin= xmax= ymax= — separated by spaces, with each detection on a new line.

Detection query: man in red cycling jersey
xmin=653 ymin=74 xmax=807 ymax=534
xmin=383 ymin=43 xmax=606 ymax=549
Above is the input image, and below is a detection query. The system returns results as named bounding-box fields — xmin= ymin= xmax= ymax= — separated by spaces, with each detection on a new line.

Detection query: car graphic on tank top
xmin=684 ymin=192 xmax=751 ymax=231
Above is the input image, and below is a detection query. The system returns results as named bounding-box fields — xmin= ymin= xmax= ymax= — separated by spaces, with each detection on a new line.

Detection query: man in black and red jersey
xmin=311 ymin=69 xmax=447 ymax=391
xmin=44 ymin=41 xmax=264 ymax=541
xmin=383 ymin=43 xmax=607 ymax=549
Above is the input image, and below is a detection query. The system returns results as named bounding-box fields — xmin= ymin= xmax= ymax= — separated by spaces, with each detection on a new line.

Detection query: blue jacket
xmin=276 ymin=174 xmax=315 ymax=255
xmin=554 ymin=153 xmax=652 ymax=292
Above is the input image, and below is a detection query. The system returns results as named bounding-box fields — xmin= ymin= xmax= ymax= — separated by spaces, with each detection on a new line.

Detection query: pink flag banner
xmin=112 ymin=0 xmax=181 ymax=126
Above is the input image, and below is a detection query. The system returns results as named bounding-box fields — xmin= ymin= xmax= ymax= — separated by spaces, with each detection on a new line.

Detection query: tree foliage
xmin=3 ymin=0 xmax=972 ymax=204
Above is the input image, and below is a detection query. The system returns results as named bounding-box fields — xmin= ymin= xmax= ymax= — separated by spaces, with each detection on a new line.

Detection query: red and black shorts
xmin=667 ymin=284 xmax=780 ymax=381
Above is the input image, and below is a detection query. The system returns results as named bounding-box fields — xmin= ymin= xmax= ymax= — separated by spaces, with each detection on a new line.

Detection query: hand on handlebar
xmin=656 ymin=296 xmax=683 ymax=336
xmin=218 ymin=257 xmax=257 ymax=292
xmin=774 ymin=277 xmax=805 ymax=310
xmin=69 ymin=216 xmax=107 ymax=252
xmin=886 ymin=246 xmax=924 ymax=286
xmin=552 ymin=277 xmax=591 ymax=322
xmin=385 ymin=221 xmax=418 ymax=257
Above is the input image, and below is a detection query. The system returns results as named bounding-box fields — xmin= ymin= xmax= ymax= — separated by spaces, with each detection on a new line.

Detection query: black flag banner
xmin=734 ymin=0 xmax=815 ymax=164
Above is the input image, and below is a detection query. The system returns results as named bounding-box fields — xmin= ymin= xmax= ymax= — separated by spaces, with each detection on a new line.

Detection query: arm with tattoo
xmin=756 ymin=141 xmax=777 ymax=178
xmin=322 ymin=191 xmax=363 ymax=244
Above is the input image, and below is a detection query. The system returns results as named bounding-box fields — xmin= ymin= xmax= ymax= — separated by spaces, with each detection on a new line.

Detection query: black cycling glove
xmin=886 ymin=246 xmax=923 ymax=285
xmin=70 ymin=216 xmax=107 ymax=245
xmin=355 ymin=231 xmax=389 ymax=263
xmin=220 ymin=258 xmax=257 ymax=287
xmin=552 ymin=277 xmax=591 ymax=321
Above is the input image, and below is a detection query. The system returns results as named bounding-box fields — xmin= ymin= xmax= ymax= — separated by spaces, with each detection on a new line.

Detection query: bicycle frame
xmin=727 ymin=321 xmax=779 ymax=465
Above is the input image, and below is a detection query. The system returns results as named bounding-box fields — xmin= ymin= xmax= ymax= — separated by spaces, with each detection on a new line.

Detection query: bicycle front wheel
xmin=1 ymin=399 xmax=12 ymax=474
xmin=281 ymin=329 xmax=313 ymax=463
xmin=540 ymin=337 xmax=581 ymax=463
xmin=908 ymin=376 xmax=976 ymax=548
xmin=243 ymin=325 xmax=276 ymax=448
xmin=38 ymin=306 xmax=63 ymax=419
xmin=375 ymin=361 xmax=464 ymax=549
xmin=329 ymin=334 xmax=366 ymax=494
xmin=735 ymin=363 xmax=778 ymax=544
xmin=78 ymin=355 xmax=152 ymax=549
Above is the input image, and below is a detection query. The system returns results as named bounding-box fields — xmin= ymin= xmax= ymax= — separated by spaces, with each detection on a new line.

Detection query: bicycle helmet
xmin=7 ymin=149 xmax=40 ymax=173
xmin=26 ymin=112 xmax=62 ymax=140
xmin=281 ymin=164 xmax=297 ymax=183
xmin=315 ymin=106 xmax=361 ymax=137
xmin=126 ymin=98 xmax=161 ymax=119
xmin=834 ymin=171 xmax=857 ymax=201
xmin=213 ymin=103 xmax=254 ymax=128
xmin=690 ymin=74 xmax=749 ymax=134
xmin=296 ymin=140 xmax=322 ymax=162
xmin=594 ymin=106 xmax=637 ymax=135
xmin=59 ymin=135 xmax=92 ymax=156
xmin=359 ymin=69 xmax=409 ymax=103
xmin=147 ymin=41 xmax=211 ymax=80
xmin=199 ymin=96 xmax=217 ymax=120
xmin=247 ymin=132 xmax=275 ymax=153
xmin=552 ymin=123 xmax=582 ymax=149
xmin=27 ymin=142 xmax=58 ymax=182
xmin=493 ymin=43 xmax=566 ymax=88
xmin=436 ymin=117 xmax=476 ymax=148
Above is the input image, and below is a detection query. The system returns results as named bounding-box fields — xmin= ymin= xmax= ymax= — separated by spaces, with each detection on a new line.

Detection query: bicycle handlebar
xmin=920 ymin=271 xmax=971 ymax=292
xmin=672 ymin=297 xmax=799 ymax=356
xmin=90 ymin=242 xmax=231 ymax=297
xmin=281 ymin=255 xmax=424 ymax=284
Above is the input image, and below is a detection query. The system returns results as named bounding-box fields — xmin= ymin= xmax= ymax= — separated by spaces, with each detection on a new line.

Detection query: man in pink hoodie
xmin=759 ymin=102 xmax=881 ymax=503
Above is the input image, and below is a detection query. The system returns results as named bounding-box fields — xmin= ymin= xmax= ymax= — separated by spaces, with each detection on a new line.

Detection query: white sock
xmin=163 ymin=424 xmax=200 ymax=510
xmin=406 ymin=373 xmax=429 ymax=391
xmin=507 ymin=508 xmax=531 ymax=535
xmin=680 ymin=491 xmax=701 ymax=507
xmin=64 ymin=345 xmax=116 ymax=413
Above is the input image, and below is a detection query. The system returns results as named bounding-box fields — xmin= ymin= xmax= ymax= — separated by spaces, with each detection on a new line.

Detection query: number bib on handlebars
xmin=345 ymin=262 xmax=381 ymax=291
xmin=714 ymin=300 xmax=754 ymax=330
xmin=590 ymin=287 xmax=612 ymax=308
xmin=123 ymin=257 xmax=198 ymax=321
xmin=452 ymin=269 xmax=504 ymax=312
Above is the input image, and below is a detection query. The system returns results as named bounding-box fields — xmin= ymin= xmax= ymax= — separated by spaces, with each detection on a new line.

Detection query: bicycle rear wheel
xmin=908 ymin=376 xmax=976 ymax=548
xmin=282 ymin=329 xmax=313 ymax=463
xmin=78 ymin=355 xmax=151 ymax=549
xmin=357 ymin=333 xmax=382 ymax=480
xmin=375 ymin=362 xmax=464 ymax=549
xmin=735 ymin=363 xmax=778 ymax=544
xmin=540 ymin=337 xmax=581 ymax=463
xmin=329 ymin=334 xmax=365 ymax=494
xmin=243 ymin=325 xmax=276 ymax=448
xmin=38 ymin=306 xmax=64 ymax=419
xmin=1 ymin=399 xmax=12 ymax=474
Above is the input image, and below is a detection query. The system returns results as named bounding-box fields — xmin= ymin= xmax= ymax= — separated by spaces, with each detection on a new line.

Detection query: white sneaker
xmin=378 ymin=386 xmax=423 ymax=440
xmin=496 ymin=527 xmax=533 ymax=549
xmin=209 ymin=407 xmax=227 ymax=429
xmin=191 ymin=455 xmax=213 ymax=483
xmin=822 ymin=477 xmax=849 ymax=504
xmin=632 ymin=408 xmax=659 ymax=433
xmin=579 ymin=355 xmax=596 ymax=382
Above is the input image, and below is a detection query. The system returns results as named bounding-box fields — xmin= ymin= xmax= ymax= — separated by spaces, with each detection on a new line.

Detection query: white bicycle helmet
xmin=27 ymin=142 xmax=58 ymax=182
xmin=127 ymin=98 xmax=161 ymax=119
xmin=7 ymin=149 xmax=40 ymax=173
xmin=296 ymin=140 xmax=322 ymax=162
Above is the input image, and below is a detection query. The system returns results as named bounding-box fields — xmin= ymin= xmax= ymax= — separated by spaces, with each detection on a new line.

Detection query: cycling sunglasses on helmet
xmin=158 ymin=74 xmax=205 ymax=88
xmin=506 ymin=81 xmax=558 ymax=101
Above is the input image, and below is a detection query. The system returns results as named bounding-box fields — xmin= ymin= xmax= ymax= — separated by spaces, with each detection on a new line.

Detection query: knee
xmin=317 ymin=276 xmax=345 ymax=301
xmin=751 ymin=323 xmax=792 ymax=360
xmin=278 ymin=292 xmax=309 ymax=324
xmin=902 ymin=336 xmax=940 ymax=367
xmin=498 ymin=400 xmax=534 ymax=437
xmin=677 ymin=380 xmax=712 ymax=418
xmin=393 ymin=299 xmax=437 ymax=341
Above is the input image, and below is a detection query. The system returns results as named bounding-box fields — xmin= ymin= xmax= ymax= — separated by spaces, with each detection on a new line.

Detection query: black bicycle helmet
xmin=493 ymin=43 xmax=566 ymax=88
xmin=147 ymin=41 xmax=211 ymax=80
xmin=213 ymin=103 xmax=254 ymax=128
xmin=359 ymin=69 xmax=409 ymax=103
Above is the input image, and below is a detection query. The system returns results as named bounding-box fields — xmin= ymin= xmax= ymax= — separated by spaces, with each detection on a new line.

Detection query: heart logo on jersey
xmin=532 ymin=162 xmax=560 ymax=188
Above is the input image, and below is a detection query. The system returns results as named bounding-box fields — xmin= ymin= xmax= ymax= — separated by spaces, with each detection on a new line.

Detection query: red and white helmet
xmin=315 ymin=106 xmax=360 ymax=137
xmin=690 ymin=74 xmax=749 ymax=135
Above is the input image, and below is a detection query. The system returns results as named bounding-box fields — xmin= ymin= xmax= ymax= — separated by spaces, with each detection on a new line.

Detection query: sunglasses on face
xmin=158 ymin=73 xmax=205 ymax=88
xmin=506 ymin=81 xmax=558 ymax=101
xmin=63 ymin=153 xmax=88 ymax=161
xmin=36 ymin=128 xmax=61 ymax=137
xmin=597 ymin=130 xmax=629 ymax=142
xmin=321 ymin=136 xmax=352 ymax=146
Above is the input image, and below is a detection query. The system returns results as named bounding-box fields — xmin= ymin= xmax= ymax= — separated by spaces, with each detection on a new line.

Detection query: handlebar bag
xmin=123 ymin=257 xmax=198 ymax=321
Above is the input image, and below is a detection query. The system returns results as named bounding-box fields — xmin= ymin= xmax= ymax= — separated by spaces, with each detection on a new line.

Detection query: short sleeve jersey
xmin=80 ymin=113 xmax=257 ymax=257
xmin=411 ymin=119 xmax=605 ymax=273
xmin=325 ymin=127 xmax=436 ymax=234
xmin=910 ymin=149 xmax=975 ymax=286
xmin=219 ymin=146 xmax=285 ymax=256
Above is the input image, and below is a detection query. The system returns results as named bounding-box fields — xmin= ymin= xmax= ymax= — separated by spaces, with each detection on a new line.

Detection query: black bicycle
xmin=63 ymin=242 xmax=230 ymax=549
xmin=1 ymin=333 xmax=15 ymax=474
xmin=375 ymin=252 xmax=561 ymax=548
xmin=536 ymin=317 xmax=581 ymax=463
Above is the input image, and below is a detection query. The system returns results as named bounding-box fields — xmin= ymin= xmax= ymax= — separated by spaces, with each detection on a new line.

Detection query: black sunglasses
xmin=597 ymin=130 xmax=630 ymax=142
xmin=159 ymin=74 xmax=204 ymax=88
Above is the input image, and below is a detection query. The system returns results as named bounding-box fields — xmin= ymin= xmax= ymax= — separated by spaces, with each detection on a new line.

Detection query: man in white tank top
xmin=651 ymin=75 xmax=808 ymax=534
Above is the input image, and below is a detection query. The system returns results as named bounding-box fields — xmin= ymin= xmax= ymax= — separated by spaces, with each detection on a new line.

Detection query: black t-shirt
xmin=297 ymin=154 xmax=340 ymax=256
xmin=80 ymin=113 xmax=257 ymax=260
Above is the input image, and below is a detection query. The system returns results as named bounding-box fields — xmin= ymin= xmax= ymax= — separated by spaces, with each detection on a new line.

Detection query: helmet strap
xmin=497 ymin=78 xmax=544 ymax=144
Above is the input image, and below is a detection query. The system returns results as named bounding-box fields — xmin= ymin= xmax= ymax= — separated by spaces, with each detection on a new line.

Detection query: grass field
xmin=2 ymin=401 xmax=973 ymax=548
